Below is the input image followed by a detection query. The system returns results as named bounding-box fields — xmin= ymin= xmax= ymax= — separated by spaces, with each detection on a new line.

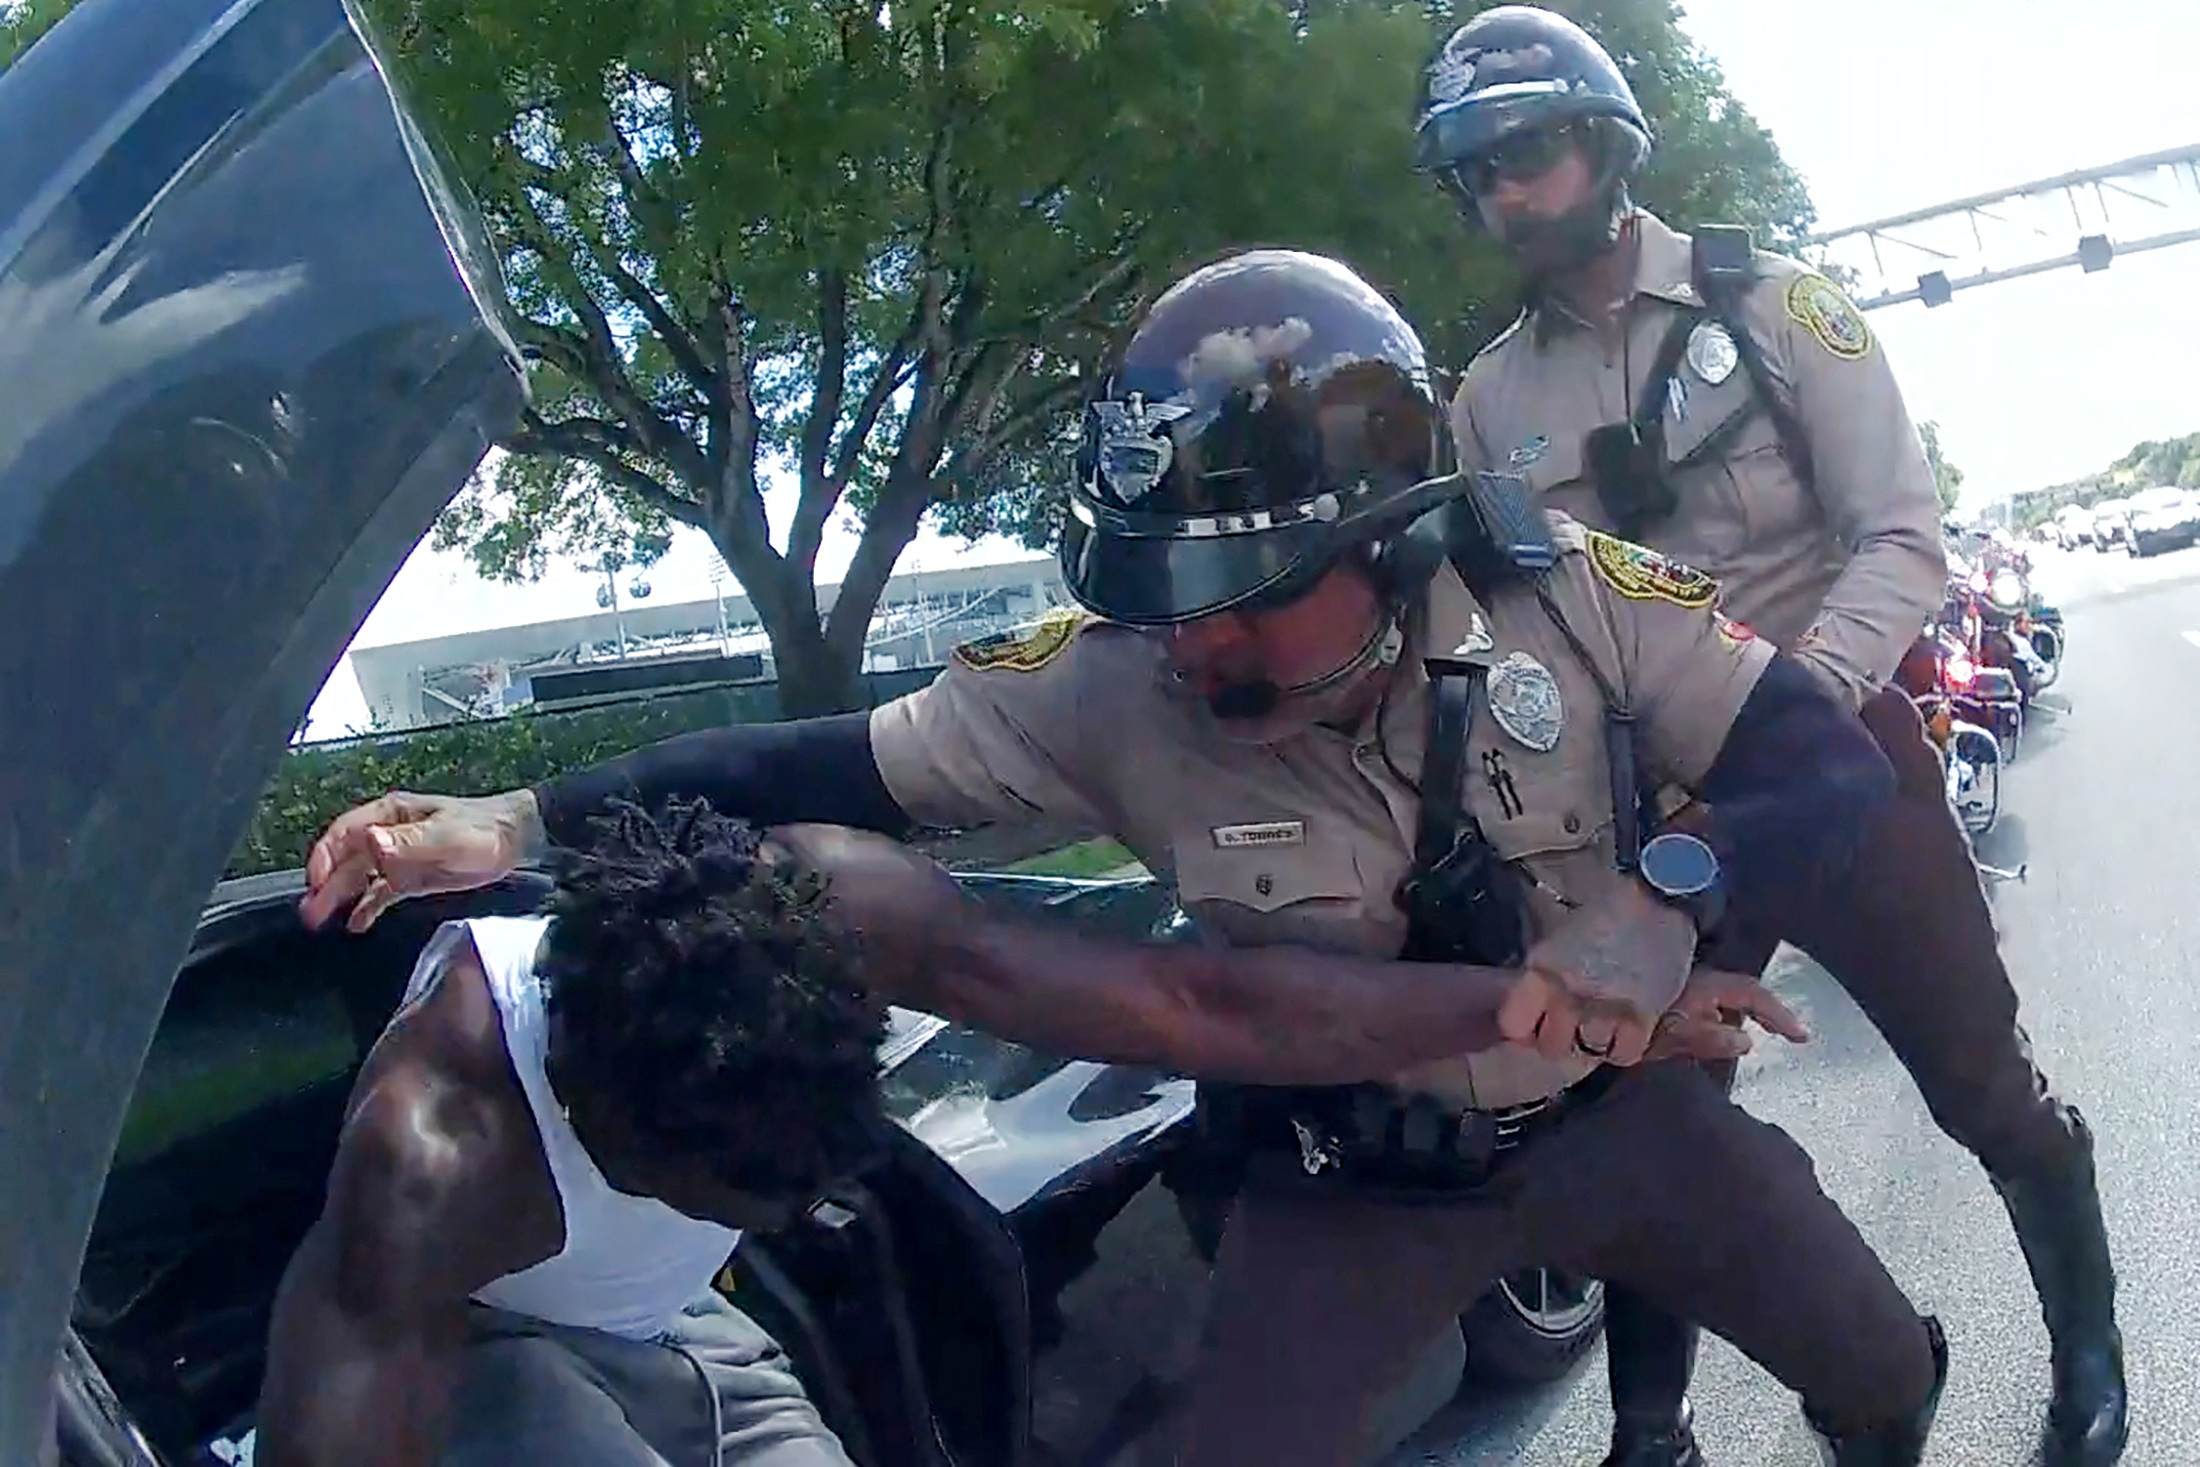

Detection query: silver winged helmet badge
xmin=1087 ymin=393 xmax=1193 ymax=506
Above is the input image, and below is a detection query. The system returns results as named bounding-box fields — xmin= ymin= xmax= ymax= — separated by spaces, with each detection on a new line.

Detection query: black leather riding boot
xmin=1599 ymin=1288 xmax=1702 ymax=1467
xmin=1599 ymin=1057 xmax=1732 ymax=1467
xmin=1810 ymin=1317 xmax=1949 ymax=1466
xmin=1992 ymin=1106 xmax=2128 ymax=1466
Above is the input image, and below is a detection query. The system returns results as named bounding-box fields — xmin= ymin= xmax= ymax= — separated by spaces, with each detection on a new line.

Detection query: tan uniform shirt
xmin=870 ymin=515 xmax=1775 ymax=1109
xmin=1448 ymin=211 xmax=1947 ymax=709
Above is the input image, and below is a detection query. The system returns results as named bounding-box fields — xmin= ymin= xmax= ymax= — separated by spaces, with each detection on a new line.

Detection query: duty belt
xmin=1246 ymin=1066 xmax=1623 ymax=1196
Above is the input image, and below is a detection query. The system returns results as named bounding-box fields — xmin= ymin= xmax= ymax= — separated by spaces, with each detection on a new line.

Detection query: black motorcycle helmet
xmin=1059 ymin=248 xmax=1457 ymax=626
xmin=1410 ymin=7 xmax=1652 ymax=265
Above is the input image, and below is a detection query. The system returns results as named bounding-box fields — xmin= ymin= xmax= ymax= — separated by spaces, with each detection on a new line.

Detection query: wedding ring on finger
xmin=1573 ymin=1026 xmax=1617 ymax=1059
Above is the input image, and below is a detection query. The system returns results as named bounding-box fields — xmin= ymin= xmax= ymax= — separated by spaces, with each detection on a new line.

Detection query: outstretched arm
xmin=773 ymin=824 xmax=1689 ymax=1084
xmin=911 ymin=906 xmax=1522 ymax=1085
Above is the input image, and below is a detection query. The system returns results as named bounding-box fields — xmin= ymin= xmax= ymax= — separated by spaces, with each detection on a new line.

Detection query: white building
xmin=350 ymin=555 xmax=1068 ymax=730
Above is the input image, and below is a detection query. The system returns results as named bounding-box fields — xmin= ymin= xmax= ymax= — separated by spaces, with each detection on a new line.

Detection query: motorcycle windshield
xmin=0 ymin=0 xmax=523 ymax=1450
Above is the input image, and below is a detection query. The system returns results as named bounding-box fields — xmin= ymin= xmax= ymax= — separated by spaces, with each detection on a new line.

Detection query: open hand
xmin=1497 ymin=962 xmax=1808 ymax=1069
xmin=299 ymin=790 xmax=539 ymax=933
xmin=1644 ymin=966 xmax=1811 ymax=1062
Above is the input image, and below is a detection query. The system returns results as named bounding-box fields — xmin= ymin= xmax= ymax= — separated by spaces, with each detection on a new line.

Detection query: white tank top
xmin=399 ymin=915 xmax=742 ymax=1340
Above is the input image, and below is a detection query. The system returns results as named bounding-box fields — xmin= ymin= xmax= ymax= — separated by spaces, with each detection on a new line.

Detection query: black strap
xmin=1632 ymin=308 xmax=1701 ymax=440
xmin=1532 ymin=586 xmax=1646 ymax=874
xmin=1413 ymin=655 xmax=1487 ymax=877
xmin=1399 ymin=654 xmax=1530 ymax=969
xmin=1690 ymin=236 xmax=1817 ymax=494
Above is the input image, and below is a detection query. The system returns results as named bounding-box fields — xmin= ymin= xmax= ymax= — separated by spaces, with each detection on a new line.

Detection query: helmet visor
xmin=1413 ymin=85 xmax=1578 ymax=176
xmin=1059 ymin=470 xmax=1464 ymax=626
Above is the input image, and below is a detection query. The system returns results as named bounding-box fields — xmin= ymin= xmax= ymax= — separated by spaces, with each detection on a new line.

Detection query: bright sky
xmin=305 ymin=0 xmax=2200 ymax=738
xmin=1679 ymin=0 xmax=2200 ymax=501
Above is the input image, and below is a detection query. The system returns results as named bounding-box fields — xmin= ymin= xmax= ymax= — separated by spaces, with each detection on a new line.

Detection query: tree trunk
xmin=772 ymin=630 xmax=867 ymax=718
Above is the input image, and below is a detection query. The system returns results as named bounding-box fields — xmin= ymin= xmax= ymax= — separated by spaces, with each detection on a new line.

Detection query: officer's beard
xmin=1501 ymin=180 xmax=1630 ymax=283
xmin=1200 ymin=614 xmax=1407 ymax=747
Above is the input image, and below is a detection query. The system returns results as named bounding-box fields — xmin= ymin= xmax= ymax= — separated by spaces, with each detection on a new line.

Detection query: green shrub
xmin=230 ymin=669 xmax=941 ymax=878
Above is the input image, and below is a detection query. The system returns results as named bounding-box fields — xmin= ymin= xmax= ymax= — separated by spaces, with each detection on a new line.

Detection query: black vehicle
xmin=55 ymin=865 xmax=1607 ymax=1467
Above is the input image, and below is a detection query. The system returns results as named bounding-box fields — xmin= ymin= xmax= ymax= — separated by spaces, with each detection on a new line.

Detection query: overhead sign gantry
xmin=1803 ymin=143 xmax=2200 ymax=311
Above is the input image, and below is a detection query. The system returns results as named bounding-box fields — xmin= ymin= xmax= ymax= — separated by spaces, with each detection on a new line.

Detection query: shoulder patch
xmin=1584 ymin=531 xmax=1718 ymax=610
xmin=950 ymin=607 xmax=1091 ymax=674
xmin=1784 ymin=272 xmax=1874 ymax=361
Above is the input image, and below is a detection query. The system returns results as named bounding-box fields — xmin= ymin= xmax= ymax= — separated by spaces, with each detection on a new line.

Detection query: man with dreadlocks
xmin=259 ymin=795 xmax=1742 ymax=1467
xmin=256 ymin=797 xmax=885 ymax=1467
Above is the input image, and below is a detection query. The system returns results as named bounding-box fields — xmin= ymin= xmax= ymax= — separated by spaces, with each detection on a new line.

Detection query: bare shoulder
xmin=324 ymin=931 xmax=556 ymax=1293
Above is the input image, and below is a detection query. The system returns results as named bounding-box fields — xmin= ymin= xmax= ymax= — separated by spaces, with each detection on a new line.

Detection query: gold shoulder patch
xmin=1585 ymin=531 xmax=1718 ymax=610
xmin=1785 ymin=272 xmax=1874 ymax=361
xmin=950 ymin=607 xmax=1091 ymax=674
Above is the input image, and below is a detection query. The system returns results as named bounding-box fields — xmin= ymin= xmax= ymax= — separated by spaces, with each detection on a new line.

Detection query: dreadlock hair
xmin=538 ymin=796 xmax=888 ymax=1197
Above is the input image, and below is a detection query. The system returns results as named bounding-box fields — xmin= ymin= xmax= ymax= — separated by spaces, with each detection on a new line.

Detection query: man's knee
xmin=1806 ymin=1313 xmax=1943 ymax=1439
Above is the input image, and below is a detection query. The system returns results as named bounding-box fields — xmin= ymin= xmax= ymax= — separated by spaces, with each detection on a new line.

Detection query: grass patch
xmin=1003 ymin=837 xmax=1143 ymax=880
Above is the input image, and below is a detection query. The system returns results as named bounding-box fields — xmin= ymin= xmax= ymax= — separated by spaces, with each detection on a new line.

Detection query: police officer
xmin=299 ymin=249 xmax=1948 ymax=1463
xmin=1412 ymin=9 xmax=2124 ymax=1466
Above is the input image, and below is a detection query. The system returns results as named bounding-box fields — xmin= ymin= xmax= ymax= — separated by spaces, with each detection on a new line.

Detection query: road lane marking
xmin=2183 ymin=631 xmax=2200 ymax=651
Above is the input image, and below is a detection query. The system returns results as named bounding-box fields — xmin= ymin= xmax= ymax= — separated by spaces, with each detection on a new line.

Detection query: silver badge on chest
xmin=1486 ymin=651 xmax=1564 ymax=753
xmin=1685 ymin=321 xmax=1740 ymax=386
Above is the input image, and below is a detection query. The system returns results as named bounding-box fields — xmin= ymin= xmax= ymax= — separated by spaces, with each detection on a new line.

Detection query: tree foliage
xmin=359 ymin=0 xmax=1813 ymax=714
xmin=1918 ymin=420 xmax=1963 ymax=515
xmin=2009 ymin=429 xmax=2200 ymax=531
xmin=0 ymin=0 xmax=74 ymax=70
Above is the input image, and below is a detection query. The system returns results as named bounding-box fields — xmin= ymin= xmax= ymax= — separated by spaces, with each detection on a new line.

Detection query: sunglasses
xmin=1460 ymin=123 xmax=1582 ymax=196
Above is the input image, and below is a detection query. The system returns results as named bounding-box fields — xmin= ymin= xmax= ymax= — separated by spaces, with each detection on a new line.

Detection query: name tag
xmin=1212 ymin=820 xmax=1307 ymax=850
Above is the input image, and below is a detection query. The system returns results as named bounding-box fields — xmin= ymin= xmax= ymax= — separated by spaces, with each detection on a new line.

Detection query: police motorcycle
xmin=1968 ymin=542 xmax=2063 ymax=698
xmin=1936 ymin=554 xmax=2028 ymax=761
xmin=1895 ymin=624 xmax=2008 ymax=841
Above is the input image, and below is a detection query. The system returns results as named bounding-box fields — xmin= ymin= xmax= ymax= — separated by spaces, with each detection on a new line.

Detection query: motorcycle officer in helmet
xmin=1414 ymin=8 xmax=2125 ymax=1466
xmin=300 ymin=247 xmax=1950 ymax=1464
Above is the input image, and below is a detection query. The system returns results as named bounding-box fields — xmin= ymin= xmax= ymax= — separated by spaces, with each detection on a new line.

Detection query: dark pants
xmin=1606 ymin=686 xmax=2091 ymax=1421
xmin=1174 ymin=1062 xmax=1938 ymax=1466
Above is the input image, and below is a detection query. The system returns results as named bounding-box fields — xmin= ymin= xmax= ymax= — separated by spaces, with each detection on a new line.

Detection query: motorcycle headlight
xmin=1988 ymin=569 xmax=2024 ymax=608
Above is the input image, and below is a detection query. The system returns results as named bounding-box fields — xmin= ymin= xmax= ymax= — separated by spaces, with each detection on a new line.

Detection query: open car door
xmin=0 ymin=0 xmax=525 ymax=1454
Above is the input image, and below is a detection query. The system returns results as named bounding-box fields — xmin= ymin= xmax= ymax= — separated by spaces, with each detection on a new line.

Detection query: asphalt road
xmin=1392 ymin=541 xmax=2200 ymax=1467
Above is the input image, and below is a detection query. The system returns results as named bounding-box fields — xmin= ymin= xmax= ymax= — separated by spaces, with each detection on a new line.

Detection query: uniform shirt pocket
xmin=1172 ymin=828 xmax=1379 ymax=953
xmin=1466 ymin=702 xmax=1613 ymax=866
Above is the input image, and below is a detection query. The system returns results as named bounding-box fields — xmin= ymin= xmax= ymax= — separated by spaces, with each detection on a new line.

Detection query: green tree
xmin=0 ymin=0 xmax=76 ymax=69
xmin=360 ymin=0 xmax=1811 ymax=714
xmin=1918 ymin=420 xmax=1963 ymax=516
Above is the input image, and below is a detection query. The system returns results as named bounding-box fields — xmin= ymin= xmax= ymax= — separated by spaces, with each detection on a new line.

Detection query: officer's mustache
xmin=1201 ymin=615 xmax=1404 ymax=723
xmin=1207 ymin=680 xmax=1283 ymax=721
